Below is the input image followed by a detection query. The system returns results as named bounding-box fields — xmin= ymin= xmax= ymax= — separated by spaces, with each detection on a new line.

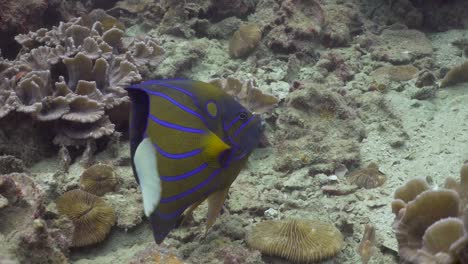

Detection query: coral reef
xmin=246 ymin=218 xmax=343 ymax=263
xmin=80 ymin=163 xmax=118 ymax=196
xmin=273 ymin=83 xmax=364 ymax=173
xmin=0 ymin=155 xmax=25 ymax=174
xmin=0 ymin=12 xmax=163 ymax=148
xmin=0 ymin=0 xmax=48 ymax=59
xmin=392 ymin=164 xmax=468 ymax=263
xmin=56 ymin=189 xmax=116 ymax=247
xmin=0 ymin=173 xmax=73 ymax=263
xmin=130 ymin=244 xmax=185 ymax=264
xmin=322 ymin=3 xmax=361 ymax=47
xmin=264 ymin=0 xmax=324 ymax=53
xmin=367 ymin=29 xmax=433 ymax=64
xmin=371 ymin=65 xmax=419 ymax=82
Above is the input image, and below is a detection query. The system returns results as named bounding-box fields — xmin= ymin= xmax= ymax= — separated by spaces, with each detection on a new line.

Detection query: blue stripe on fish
xmin=156 ymin=206 xmax=188 ymax=220
xmin=160 ymin=163 xmax=209 ymax=182
xmin=225 ymin=116 xmax=240 ymax=130
xmin=144 ymin=89 xmax=206 ymax=122
xmin=149 ymin=114 xmax=206 ymax=134
xmin=233 ymin=115 xmax=255 ymax=138
xmin=159 ymin=168 xmax=222 ymax=203
xmin=141 ymin=80 xmax=198 ymax=101
xmin=154 ymin=142 xmax=202 ymax=159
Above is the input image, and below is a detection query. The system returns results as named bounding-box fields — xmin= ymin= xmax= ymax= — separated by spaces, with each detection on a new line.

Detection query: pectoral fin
xmin=201 ymin=132 xmax=230 ymax=168
xmin=206 ymin=187 xmax=230 ymax=233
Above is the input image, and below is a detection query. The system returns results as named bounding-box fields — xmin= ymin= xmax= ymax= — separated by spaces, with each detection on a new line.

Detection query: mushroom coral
xmin=246 ymin=218 xmax=343 ymax=263
xmin=392 ymin=163 xmax=468 ymax=263
xmin=56 ymin=189 xmax=115 ymax=247
xmin=347 ymin=162 xmax=386 ymax=189
xmin=79 ymin=163 xmax=118 ymax=196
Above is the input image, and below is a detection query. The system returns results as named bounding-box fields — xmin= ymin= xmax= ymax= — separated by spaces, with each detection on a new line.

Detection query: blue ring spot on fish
xmin=159 ymin=168 xmax=221 ymax=204
xmin=205 ymin=100 xmax=218 ymax=118
xmin=160 ymin=163 xmax=209 ymax=182
xmin=149 ymin=114 xmax=206 ymax=134
xmin=153 ymin=142 xmax=202 ymax=159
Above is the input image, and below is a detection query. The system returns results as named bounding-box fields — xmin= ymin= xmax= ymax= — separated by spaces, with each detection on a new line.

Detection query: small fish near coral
xmin=126 ymin=79 xmax=263 ymax=244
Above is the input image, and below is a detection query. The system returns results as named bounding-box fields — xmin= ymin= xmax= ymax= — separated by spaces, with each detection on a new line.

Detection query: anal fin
xmin=206 ymin=188 xmax=230 ymax=233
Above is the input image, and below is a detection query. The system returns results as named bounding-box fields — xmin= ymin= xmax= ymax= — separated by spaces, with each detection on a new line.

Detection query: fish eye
xmin=238 ymin=111 xmax=248 ymax=120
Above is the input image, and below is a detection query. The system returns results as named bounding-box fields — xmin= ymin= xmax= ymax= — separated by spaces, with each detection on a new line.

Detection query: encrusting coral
xmin=79 ymin=163 xmax=118 ymax=196
xmin=392 ymin=163 xmax=468 ymax=263
xmin=56 ymin=189 xmax=116 ymax=247
xmin=0 ymin=11 xmax=164 ymax=146
xmin=246 ymin=218 xmax=343 ymax=263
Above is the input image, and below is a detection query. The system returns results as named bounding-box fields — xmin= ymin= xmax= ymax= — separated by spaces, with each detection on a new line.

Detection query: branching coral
xmin=0 ymin=12 xmax=164 ymax=146
xmin=392 ymin=164 xmax=468 ymax=263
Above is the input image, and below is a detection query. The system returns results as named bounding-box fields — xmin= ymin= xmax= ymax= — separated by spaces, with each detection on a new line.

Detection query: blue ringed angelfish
xmin=125 ymin=79 xmax=263 ymax=244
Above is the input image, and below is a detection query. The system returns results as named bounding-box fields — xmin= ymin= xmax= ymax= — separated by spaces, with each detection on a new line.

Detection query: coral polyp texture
xmin=0 ymin=12 xmax=164 ymax=146
xmin=56 ymin=189 xmax=116 ymax=247
xmin=246 ymin=218 xmax=343 ymax=263
xmin=392 ymin=164 xmax=468 ymax=263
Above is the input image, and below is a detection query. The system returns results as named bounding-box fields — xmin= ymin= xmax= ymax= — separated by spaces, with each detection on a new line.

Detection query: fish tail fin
xmin=149 ymin=211 xmax=180 ymax=244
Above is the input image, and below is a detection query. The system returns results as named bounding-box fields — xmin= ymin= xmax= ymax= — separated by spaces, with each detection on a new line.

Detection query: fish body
xmin=126 ymin=79 xmax=262 ymax=243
